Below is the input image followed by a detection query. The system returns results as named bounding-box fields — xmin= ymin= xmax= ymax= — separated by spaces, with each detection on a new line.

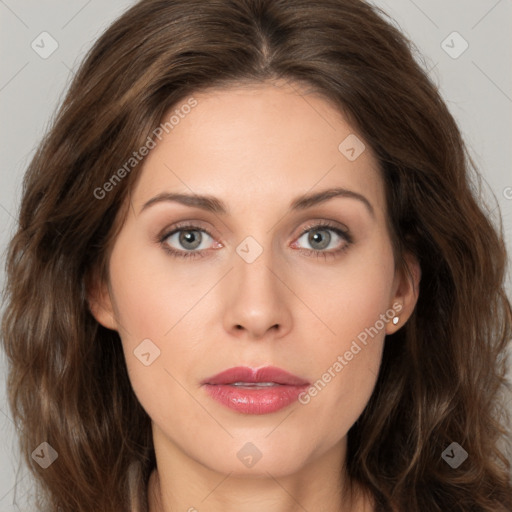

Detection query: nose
xmin=221 ymin=244 xmax=292 ymax=341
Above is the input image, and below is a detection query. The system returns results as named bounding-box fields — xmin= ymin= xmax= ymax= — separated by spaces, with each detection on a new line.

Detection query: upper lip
xmin=201 ymin=366 xmax=310 ymax=386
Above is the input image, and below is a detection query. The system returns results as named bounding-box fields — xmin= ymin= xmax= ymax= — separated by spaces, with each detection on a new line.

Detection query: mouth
xmin=228 ymin=382 xmax=285 ymax=388
xmin=201 ymin=366 xmax=310 ymax=415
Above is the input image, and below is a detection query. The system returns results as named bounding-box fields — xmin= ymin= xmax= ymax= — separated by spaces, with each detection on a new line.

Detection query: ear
xmin=85 ymin=267 xmax=119 ymax=331
xmin=386 ymin=251 xmax=421 ymax=335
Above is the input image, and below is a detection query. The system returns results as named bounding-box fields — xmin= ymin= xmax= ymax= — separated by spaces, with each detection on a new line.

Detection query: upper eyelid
xmin=298 ymin=220 xmax=349 ymax=234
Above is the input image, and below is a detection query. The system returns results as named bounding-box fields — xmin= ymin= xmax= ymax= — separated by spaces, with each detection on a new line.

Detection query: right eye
xmin=159 ymin=225 xmax=220 ymax=259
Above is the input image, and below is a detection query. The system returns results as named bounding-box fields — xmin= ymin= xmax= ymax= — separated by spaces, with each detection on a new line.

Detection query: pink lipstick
xmin=201 ymin=366 xmax=310 ymax=415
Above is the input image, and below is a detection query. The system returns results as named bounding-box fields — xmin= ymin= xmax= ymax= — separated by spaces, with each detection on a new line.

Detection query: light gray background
xmin=0 ymin=0 xmax=511 ymax=510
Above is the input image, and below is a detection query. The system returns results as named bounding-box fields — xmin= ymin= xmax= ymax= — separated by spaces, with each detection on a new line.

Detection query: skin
xmin=89 ymin=79 xmax=420 ymax=512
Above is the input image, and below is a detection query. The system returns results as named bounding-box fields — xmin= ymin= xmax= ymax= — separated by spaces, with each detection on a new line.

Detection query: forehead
xmin=131 ymin=82 xmax=387 ymax=219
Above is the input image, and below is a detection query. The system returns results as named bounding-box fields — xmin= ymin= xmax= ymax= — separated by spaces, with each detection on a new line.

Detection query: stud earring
xmin=392 ymin=316 xmax=399 ymax=325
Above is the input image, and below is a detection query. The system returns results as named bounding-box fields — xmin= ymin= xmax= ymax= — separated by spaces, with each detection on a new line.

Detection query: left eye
xmin=294 ymin=226 xmax=348 ymax=252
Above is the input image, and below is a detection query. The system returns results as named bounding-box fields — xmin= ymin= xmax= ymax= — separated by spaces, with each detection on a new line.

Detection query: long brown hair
xmin=2 ymin=0 xmax=511 ymax=510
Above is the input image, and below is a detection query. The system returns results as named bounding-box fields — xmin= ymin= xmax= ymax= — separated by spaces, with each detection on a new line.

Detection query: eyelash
xmin=156 ymin=221 xmax=353 ymax=261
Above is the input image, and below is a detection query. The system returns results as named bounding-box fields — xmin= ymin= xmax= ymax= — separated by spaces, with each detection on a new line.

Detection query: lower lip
xmin=203 ymin=384 xmax=309 ymax=414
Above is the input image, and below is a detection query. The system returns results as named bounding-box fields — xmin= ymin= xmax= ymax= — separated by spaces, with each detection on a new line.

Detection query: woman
xmin=2 ymin=0 xmax=511 ymax=510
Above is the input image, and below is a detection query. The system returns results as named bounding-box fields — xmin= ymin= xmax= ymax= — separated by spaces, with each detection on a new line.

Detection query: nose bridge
xmin=234 ymin=233 xmax=280 ymax=303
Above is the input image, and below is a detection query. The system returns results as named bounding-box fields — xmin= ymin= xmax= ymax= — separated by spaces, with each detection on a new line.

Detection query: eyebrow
xmin=140 ymin=186 xmax=375 ymax=218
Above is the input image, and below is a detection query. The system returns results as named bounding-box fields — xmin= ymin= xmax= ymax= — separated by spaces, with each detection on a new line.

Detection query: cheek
xmin=296 ymin=317 xmax=386 ymax=455
xmin=296 ymin=236 xmax=394 ymax=432
xmin=108 ymin=233 xmax=175 ymax=340
xmin=106 ymin=232 xmax=204 ymax=420
xmin=305 ymin=233 xmax=395 ymax=348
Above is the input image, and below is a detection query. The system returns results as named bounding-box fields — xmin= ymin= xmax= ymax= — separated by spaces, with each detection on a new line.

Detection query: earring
xmin=392 ymin=316 xmax=399 ymax=325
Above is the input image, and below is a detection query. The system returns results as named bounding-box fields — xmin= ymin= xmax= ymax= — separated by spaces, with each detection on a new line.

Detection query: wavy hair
xmin=2 ymin=0 xmax=512 ymax=510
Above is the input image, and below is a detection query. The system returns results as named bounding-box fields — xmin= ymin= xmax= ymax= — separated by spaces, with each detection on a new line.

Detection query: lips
xmin=201 ymin=366 xmax=310 ymax=386
xmin=201 ymin=366 xmax=310 ymax=415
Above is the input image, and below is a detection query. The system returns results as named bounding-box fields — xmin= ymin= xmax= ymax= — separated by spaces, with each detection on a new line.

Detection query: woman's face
xmin=90 ymin=80 xmax=419 ymax=477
